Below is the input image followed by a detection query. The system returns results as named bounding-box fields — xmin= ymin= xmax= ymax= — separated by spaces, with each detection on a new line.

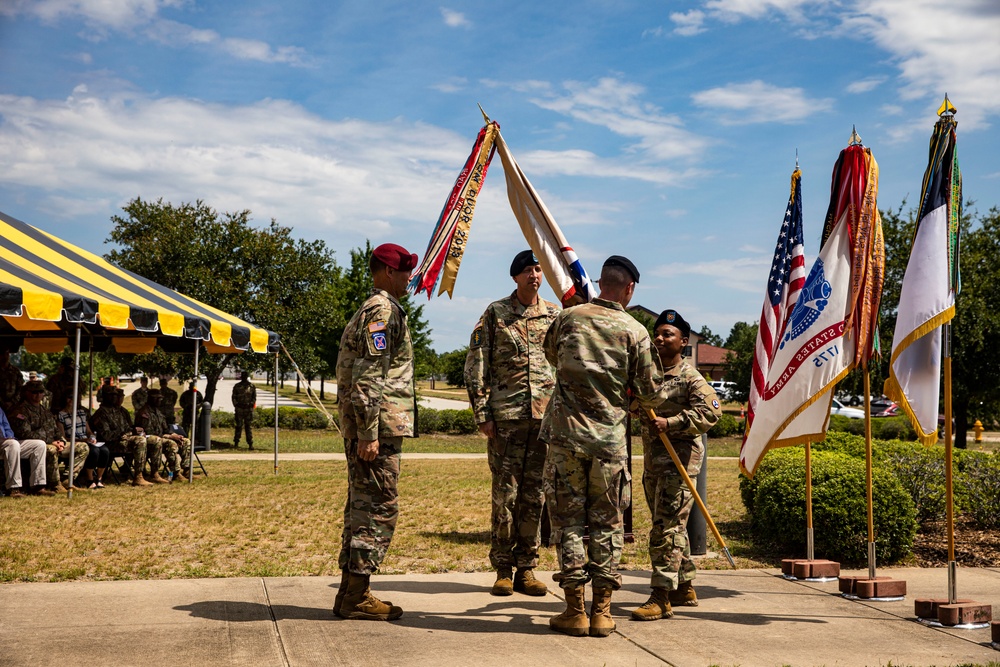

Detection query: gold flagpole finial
xmin=849 ymin=125 xmax=862 ymax=146
xmin=937 ymin=93 xmax=957 ymax=117
xmin=477 ymin=103 xmax=491 ymax=125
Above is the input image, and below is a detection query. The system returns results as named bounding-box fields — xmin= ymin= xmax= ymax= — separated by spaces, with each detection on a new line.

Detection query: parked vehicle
xmin=830 ymin=398 xmax=864 ymax=419
xmin=709 ymin=381 xmax=737 ymax=401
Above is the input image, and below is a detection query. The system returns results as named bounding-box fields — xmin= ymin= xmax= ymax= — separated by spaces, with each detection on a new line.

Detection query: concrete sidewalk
xmin=2 ymin=568 xmax=997 ymax=666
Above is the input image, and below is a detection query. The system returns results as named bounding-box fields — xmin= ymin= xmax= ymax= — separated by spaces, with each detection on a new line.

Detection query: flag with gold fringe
xmin=741 ymin=141 xmax=884 ymax=476
xmin=884 ymin=106 xmax=961 ymax=444
xmin=409 ymin=120 xmax=499 ymax=299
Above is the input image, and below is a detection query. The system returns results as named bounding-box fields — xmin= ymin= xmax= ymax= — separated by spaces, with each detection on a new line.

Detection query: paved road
xmin=1 ymin=568 xmax=996 ymax=666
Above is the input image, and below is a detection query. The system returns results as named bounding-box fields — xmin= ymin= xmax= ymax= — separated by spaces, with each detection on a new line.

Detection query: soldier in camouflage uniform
xmin=542 ymin=256 xmax=667 ymax=639
xmin=135 ymin=389 xmax=190 ymax=483
xmin=158 ymin=377 xmax=179 ymax=425
xmin=231 ymin=371 xmax=257 ymax=449
xmin=131 ymin=377 xmax=149 ymax=412
xmin=333 ymin=243 xmax=418 ymax=622
xmin=46 ymin=358 xmax=85 ymax=414
xmin=0 ymin=346 xmax=23 ymax=415
xmin=631 ymin=310 xmax=721 ymax=621
xmin=464 ymin=250 xmax=558 ymax=597
xmin=10 ymin=380 xmax=89 ymax=492
xmin=89 ymin=386 xmax=155 ymax=487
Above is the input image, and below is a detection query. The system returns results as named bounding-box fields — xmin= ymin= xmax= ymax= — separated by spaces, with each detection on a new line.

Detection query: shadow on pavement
xmin=175 ymin=601 xmax=331 ymax=622
xmin=670 ymin=610 xmax=828 ymax=626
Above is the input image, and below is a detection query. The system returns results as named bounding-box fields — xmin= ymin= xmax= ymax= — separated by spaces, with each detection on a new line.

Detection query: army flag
xmin=410 ymin=121 xmax=500 ymax=299
xmin=741 ymin=144 xmax=883 ymax=476
xmin=494 ymin=132 xmax=596 ymax=306
xmin=745 ymin=168 xmax=806 ymax=440
xmin=884 ymin=112 xmax=961 ymax=444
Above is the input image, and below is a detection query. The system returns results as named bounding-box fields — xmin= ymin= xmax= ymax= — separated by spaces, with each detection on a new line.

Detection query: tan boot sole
xmin=549 ymin=622 xmax=589 ymax=637
xmin=589 ymin=622 xmax=616 ymax=637
xmin=342 ymin=608 xmax=403 ymax=621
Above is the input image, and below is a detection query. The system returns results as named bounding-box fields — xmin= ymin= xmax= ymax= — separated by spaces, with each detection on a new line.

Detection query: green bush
xmin=708 ymin=413 xmax=744 ymax=438
xmin=419 ymin=407 xmax=440 ymax=434
xmin=211 ymin=407 xmax=332 ymax=431
xmin=747 ymin=448 xmax=917 ymax=564
xmin=413 ymin=406 xmax=477 ymax=434
xmin=435 ymin=409 xmax=457 ymax=433
xmin=451 ymin=409 xmax=477 ymax=434
xmin=880 ymin=447 xmax=946 ymax=523
xmin=957 ymin=452 xmax=1000 ymax=529
xmin=827 ymin=414 xmax=919 ymax=441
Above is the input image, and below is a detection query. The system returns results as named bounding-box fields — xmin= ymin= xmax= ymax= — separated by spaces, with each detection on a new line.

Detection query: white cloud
xmin=691 ymin=80 xmax=833 ymax=123
xmin=703 ymin=0 xmax=819 ymax=21
xmin=517 ymin=76 xmax=711 ymax=163
xmin=651 ymin=256 xmax=769 ymax=294
xmin=641 ymin=26 xmax=666 ymax=38
xmin=430 ymin=77 xmax=468 ymax=93
xmin=1 ymin=0 xmax=178 ymax=29
xmin=845 ymin=77 xmax=886 ymax=94
xmin=440 ymin=8 xmax=470 ymax=28
xmin=670 ymin=10 xmax=707 ymax=36
xmin=880 ymin=104 xmax=904 ymax=116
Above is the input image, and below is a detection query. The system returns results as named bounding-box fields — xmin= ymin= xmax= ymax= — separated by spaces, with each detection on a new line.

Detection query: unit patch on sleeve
xmin=470 ymin=323 xmax=484 ymax=349
xmin=368 ymin=321 xmax=387 ymax=333
xmin=371 ymin=332 xmax=388 ymax=351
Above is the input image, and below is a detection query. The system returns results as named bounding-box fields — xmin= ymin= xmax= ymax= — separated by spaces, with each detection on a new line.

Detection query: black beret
xmin=654 ymin=309 xmax=690 ymax=337
xmin=603 ymin=255 xmax=639 ymax=283
xmin=509 ymin=249 xmax=539 ymax=276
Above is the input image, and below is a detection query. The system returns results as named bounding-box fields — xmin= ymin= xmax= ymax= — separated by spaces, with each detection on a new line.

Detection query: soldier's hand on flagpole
xmin=358 ymin=438 xmax=379 ymax=461
xmin=652 ymin=416 xmax=669 ymax=433
xmin=478 ymin=420 xmax=496 ymax=439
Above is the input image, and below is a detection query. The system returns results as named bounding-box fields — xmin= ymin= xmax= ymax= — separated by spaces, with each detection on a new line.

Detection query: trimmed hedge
xmin=211 ymin=408 xmax=332 ymax=430
xmin=745 ymin=447 xmax=917 ymax=564
xmin=827 ymin=414 xmax=918 ymax=441
xmin=708 ymin=413 xmax=744 ymax=438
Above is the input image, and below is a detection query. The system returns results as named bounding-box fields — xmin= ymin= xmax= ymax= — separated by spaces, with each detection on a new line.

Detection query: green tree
xmin=697 ymin=325 xmax=723 ymax=347
xmin=106 ymin=198 xmax=342 ymax=405
xmin=723 ymin=321 xmax=757 ymax=404
xmin=438 ymin=347 xmax=469 ymax=387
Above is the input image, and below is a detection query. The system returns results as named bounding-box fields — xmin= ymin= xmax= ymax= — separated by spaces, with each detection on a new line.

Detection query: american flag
xmin=744 ymin=168 xmax=806 ymax=438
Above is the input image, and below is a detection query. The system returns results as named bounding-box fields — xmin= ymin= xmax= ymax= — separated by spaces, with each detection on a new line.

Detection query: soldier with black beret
xmin=630 ymin=309 xmax=721 ymax=621
xmin=465 ymin=249 xmax=559 ymax=597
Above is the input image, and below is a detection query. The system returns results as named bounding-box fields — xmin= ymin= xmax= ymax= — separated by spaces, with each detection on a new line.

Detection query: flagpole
xmin=805 ymin=442 xmax=814 ymax=561
xmin=943 ymin=322 xmax=956 ymax=603
xmin=644 ymin=407 xmax=736 ymax=568
xmin=864 ymin=370 xmax=876 ymax=580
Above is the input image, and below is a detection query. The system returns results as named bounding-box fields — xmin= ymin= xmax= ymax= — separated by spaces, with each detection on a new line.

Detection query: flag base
xmin=914 ymin=599 xmax=992 ymax=628
xmin=838 ymin=575 xmax=906 ymax=600
xmin=991 ymin=621 xmax=999 ymax=648
xmin=781 ymin=558 xmax=840 ymax=581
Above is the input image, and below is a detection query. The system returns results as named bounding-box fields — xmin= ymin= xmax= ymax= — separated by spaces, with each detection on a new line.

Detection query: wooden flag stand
xmin=781 ymin=443 xmax=840 ymax=581
xmin=914 ymin=323 xmax=992 ymax=628
xmin=838 ymin=371 xmax=907 ymax=600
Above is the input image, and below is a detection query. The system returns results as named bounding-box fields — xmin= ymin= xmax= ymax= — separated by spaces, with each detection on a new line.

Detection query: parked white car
xmin=830 ymin=398 xmax=864 ymax=419
xmin=709 ymin=381 xmax=737 ymax=400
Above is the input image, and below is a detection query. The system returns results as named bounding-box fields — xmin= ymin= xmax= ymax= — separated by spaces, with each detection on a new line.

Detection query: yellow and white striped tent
xmin=0 ymin=209 xmax=278 ymax=354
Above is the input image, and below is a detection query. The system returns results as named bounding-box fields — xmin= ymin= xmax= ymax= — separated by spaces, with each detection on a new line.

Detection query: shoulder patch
xmin=371 ymin=332 xmax=388 ymax=352
xmin=470 ymin=323 xmax=484 ymax=349
xmin=712 ymin=399 xmax=720 ymax=410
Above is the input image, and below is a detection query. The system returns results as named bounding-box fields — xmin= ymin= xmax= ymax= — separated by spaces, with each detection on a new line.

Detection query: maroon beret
xmin=372 ymin=243 xmax=418 ymax=272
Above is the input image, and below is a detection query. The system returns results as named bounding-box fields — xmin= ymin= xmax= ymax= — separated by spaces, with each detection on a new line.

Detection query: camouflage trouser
xmin=159 ymin=437 xmax=191 ymax=473
xmin=46 ymin=442 xmax=89 ymax=488
xmin=643 ymin=438 xmax=703 ymax=590
xmin=488 ymin=419 xmax=548 ymax=570
xmin=234 ymin=408 xmax=254 ymax=445
xmin=143 ymin=436 xmax=165 ymax=475
xmin=109 ymin=435 xmax=148 ymax=478
xmin=338 ymin=437 xmax=401 ymax=575
xmin=544 ymin=444 xmax=630 ymax=590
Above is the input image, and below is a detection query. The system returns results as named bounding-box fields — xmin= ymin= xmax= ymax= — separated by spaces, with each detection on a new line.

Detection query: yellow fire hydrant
xmin=974 ymin=419 xmax=983 ymax=443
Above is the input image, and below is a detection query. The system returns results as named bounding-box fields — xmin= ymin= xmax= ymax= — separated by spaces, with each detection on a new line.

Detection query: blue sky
xmin=1 ymin=0 xmax=998 ymax=352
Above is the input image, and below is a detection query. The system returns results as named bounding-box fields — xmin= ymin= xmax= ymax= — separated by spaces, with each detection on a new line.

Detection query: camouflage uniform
xmin=464 ymin=291 xmax=558 ymax=571
xmin=638 ymin=360 xmax=721 ymax=591
xmin=46 ymin=369 xmax=85 ymax=414
xmin=0 ymin=360 xmax=23 ymax=414
xmin=159 ymin=384 xmax=179 ymax=425
xmin=9 ymin=400 xmax=89 ymax=487
xmin=231 ymin=378 xmax=257 ymax=446
xmin=90 ymin=402 xmax=152 ymax=478
xmin=131 ymin=385 xmax=149 ymax=412
xmin=541 ymin=298 xmax=666 ymax=590
xmin=135 ymin=403 xmax=190 ymax=476
xmin=335 ymin=288 xmax=415 ymax=575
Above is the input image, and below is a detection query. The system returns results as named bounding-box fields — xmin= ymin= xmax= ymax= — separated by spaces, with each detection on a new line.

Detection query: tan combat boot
xmin=589 ymin=585 xmax=616 ymax=637
xmin=549 ymin=585 xmax=589 ymax=637
xmin=491 ymin=567 xmax=514 ymax=596
xmin=630 ymin=587 xmax=673 ymax=621
xmin=333 ymin=571 xmax=351 ymax=618
xmin=513 ymin=568 xmax=548 ymax=596
xmin=340 ymin=574 xmax=403 ymax=621
xmin=132 ymin=472 xmax=153 ymax=487
xmin=149 ymin=472 xmax=170 ymax=484
xmin=669 ymin=581 xmax=698 ymax=607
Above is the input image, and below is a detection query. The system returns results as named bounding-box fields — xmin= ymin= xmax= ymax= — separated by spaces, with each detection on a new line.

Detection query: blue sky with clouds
xmin=1 ymin=0 xmax=998 ymax=352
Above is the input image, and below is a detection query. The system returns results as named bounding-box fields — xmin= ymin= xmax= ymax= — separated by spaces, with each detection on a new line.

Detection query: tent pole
xmin=274 ymin=352 xmax=279 ymax=475
xmin=88 ymin=336 xmax=94 ymax=412
xmin=864 ymin=370 xmax=875 ymax=580
xmin=188 ymin=341 xmax=199 ymax=484
xmin=67 ymin=324 xmax=82 ymax=500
